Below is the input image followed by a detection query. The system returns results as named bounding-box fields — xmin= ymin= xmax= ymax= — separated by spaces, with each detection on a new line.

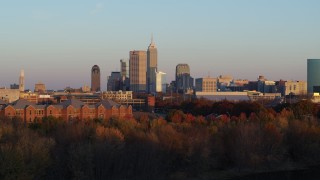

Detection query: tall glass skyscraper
xmin=307 ymin=59 xmax=320 ymax=94
xmin=175 ymin=64 xmax=194 ymax=93
xmin=129 ymin=50 xmax=147 ymax=92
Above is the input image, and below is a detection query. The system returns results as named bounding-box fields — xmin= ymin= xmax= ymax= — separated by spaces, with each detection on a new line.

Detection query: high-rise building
xmin=120 ymin=59 xmax=128 ymax=78
xmin=107 ymin=72 xmax=122 ymax=91
xmin=19 ymin=69 xmax=25 ymax=92
xmin=307 ymin=59 xmax=320 ymax=94
xmin=147 ymin=36 xmax=158 ymax=93
xmin=196 ymin=77 xmax=217 ymax=92
xmin=91 ymin=65 xmax=101 ymax=92
xmin=120 ymin=59 xmax=129 ymax=90
xmin=156 ymin=71 xmax=166 ymax=93
xmin=175 ymin=64 xmax=194 ymax=93
xmin=129 ymin=51 xmax=147 ymax=92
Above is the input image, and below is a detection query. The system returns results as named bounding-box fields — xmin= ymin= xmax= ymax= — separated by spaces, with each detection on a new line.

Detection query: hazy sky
xmin=1 ymin=0 xmax=319 ymax=90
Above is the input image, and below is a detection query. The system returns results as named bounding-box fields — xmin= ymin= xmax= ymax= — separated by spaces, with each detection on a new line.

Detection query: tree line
xmin=1 ymin=99 xmax=320 ymax=179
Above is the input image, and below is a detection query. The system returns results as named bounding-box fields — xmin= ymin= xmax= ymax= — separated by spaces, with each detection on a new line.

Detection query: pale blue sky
xmin=0 ymin=0 xmax=319 ymax=90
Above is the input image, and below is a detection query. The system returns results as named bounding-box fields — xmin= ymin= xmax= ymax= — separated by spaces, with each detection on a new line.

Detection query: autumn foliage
xmin=1 ymin=99 xmax=320 ymax=179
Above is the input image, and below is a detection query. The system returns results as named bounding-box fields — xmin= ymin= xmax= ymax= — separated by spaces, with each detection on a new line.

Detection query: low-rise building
xmin=0 ymin=98 xmax=132 ymax=122
xmin=196 ymin=77 xmax=217 ymax=92
xmin=0 ymin=89 xmax=20 ymax=103
xmin=103 ymin=91 xmax=133 ymax=100
xmin=195 ymin=91 xmax=250 ymax=101
xmin=277 ymin=80 xmax=307 ymax=96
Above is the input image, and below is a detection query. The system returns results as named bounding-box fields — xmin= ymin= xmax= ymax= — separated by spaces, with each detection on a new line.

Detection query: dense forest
xmin=1 ymin=100 xmax=320 ymax=179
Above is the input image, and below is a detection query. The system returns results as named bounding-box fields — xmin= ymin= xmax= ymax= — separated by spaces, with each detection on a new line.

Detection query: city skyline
xmin=1 ymin=0 xmax=320 ymax=90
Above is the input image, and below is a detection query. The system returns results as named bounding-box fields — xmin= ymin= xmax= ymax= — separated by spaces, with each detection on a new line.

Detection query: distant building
xmin=120 ymin=59 xmax=128 ymax=78
xmin=257 ymin=76 xmax=276 ymax=93
xmin=233 ymin=79 xmax=249 ymax=86
xmin=82 ymin=85 xmax=90 ymax=93
xmin=195 ymin=91 xmax=281 ymax=102
xmin=277 ymin=80 xmax=307 ymax=96
xmin=307 ymin=59 xmax=320 ymax=94
xmin=247 ymin=92 xmax=282 ymax=101
xmin=147 ymin=36 xmax=158 ymax=93
xmin=156 ymin=71 xmax=166 ymax=93
xmin=103 ymin=91 xmax=133 ymax=100
xmin=217 ymin=75 xmax=233 ymax=91
xmin=107 ymin=72 xmax=122 ymax=91
xmin=196 ymin=77 xmax=217 ymax=92
xmin=120 ymin=59 xmax=129 ymax=90
xmin=195 ymin=91 xmax=250 ymax=101
xmin=91 ymin=65 xmax=101 ymax=92
xmin=175 ymin=64 xmax=194 ymax=93
xmin=20 ymin=92 xmax=38 ymax=103
xmin=19 ymin=69 xmax=25 ymax=92
xmin=0 ymin=89 xmax=20 ymax=103
xmin=10 ymin=83 xmax=19 ymax=89
xmin=129 ymin=50 xmax=147 ymax=92
xmin=244 ymin=81 xmax=259 ymax=91
xmin=34 ymin=82 xmax=46 ymax=93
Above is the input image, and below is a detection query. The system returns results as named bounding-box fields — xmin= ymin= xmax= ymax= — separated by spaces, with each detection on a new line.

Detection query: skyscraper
xmin=156 ymin=71 xmax=166 ymax=93
xmin=91 ymin=65 xmax=101 ymax=92
xmin=307 ymin=59 xmax=320 ymax=94
xmin=147 ymin=36 xmax=158 ymax=93
xmin=107 ymin=72 xmax=121 ymax=91
xmin=175 ymin=64 xmax=194 ymax=93
xmin=19 ymin=69 xmax=25 ymax=92
xmin=120 ymin=59 xmax=128 ymax=78
xmin=129 ymin=50 xmax=147 ymax=92
xmin=120 ymin=59 xmax=129 ymax=90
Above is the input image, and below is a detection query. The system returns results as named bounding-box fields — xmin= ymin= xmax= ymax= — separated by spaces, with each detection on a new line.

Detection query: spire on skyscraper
xmin=149 ymin=33 xmax=156 ymax=48
xmin=151 ymin=33 xmax=154 ymax=43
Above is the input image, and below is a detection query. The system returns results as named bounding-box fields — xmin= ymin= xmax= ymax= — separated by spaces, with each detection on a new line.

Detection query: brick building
xmin=0 ymin=98 xmax=132 ymax=122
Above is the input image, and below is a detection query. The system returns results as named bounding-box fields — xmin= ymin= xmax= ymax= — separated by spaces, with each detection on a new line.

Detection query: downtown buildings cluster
xmin=1 ymin=35 xmax=320 ymax=122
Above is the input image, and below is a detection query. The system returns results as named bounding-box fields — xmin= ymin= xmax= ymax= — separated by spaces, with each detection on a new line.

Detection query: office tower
xmin=156 ymin=71 xmax=166 ymax=93
xmin=19 ymin=69 xmax=25 ymax=92
xmin=129 ymin=50 xmax=147 ymax=92
xmin=175 ymin=64 xmax=194 ymax=93
xmin=120 ymin=59 xmax=128 ymax=78
xmin=107 ymin=72 xmax=121 ymax=91
xmin=196 ymin=77 xmax=217 ymax=92
xmin=120 ymin=59 xmax=129 ymax=90
xmin=147 ymin=36 xmax=158 ymax=93
xmin=34 ymin=82 xmax=46 ymax=93
xmin=91 ymin=65 xmax=101 ymax=92
xmin=307 ymin=59 xmax=320 ymax=94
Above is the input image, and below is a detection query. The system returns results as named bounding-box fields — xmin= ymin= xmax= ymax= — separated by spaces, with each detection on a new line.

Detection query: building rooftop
xmin=60 ymin=98 xmax=85 ymax=109
xmin=11 ymin=99 xmax=36 ymax=109
xmin=96 ymin=99 xmax=121 ymax=109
